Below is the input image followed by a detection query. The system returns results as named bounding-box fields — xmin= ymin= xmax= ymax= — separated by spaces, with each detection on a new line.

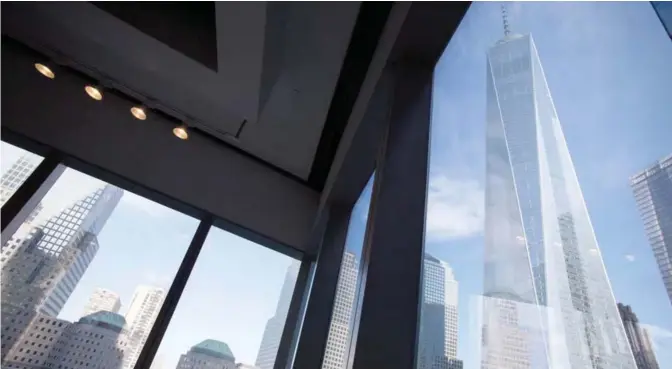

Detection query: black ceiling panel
xmin=92 ymin=2 xmax=218 ymax=71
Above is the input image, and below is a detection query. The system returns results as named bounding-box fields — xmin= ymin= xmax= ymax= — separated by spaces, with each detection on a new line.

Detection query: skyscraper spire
xmin=501 ymin=4 xmax=511 ymax=36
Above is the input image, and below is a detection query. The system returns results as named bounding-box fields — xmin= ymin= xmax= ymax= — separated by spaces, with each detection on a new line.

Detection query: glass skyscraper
xmin=630 ymin=154 xmax=672 ymax=307
xmin=483 ymin=30 xmax=636 ymax=368
xmin=0 ymin=183 xmax=122 ymax=362
xmin=255 ymin=261 xmax=300 ymax=369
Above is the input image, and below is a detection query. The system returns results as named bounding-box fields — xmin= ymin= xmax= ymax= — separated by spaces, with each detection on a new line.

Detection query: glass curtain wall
xmin=422 ymin=2 xmax=672 ymax=369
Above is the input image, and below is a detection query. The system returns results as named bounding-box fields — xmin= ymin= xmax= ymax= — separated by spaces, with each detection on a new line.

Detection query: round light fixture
xmin=173 ymin=125 xmax=189 ymax=140
xmin=85 ymin=85 xmax=103 ymax=101
xmin=130 ymin=106 xmax=147 ymax=120
xmin=34 ymin=63 xmax=55 ymax=79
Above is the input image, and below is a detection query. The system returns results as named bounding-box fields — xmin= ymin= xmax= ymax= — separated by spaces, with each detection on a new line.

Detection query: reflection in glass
xmin=0 ymin=166 xmax=198 ymax=369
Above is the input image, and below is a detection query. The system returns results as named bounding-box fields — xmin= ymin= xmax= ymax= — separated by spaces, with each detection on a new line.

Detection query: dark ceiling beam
xmin=307 ymin=2 xmax=394 ymax=191
xmin=308 ymin=2 xmax=471 ymax=253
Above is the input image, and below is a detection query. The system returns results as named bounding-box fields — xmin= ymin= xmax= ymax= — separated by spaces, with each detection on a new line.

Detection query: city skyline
xmin=1 ymin=2 xmax=672 ymax=369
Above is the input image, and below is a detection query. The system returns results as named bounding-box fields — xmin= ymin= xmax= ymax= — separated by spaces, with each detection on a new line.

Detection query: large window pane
xmin=423 ymin=2 xmax=672 ymax=369
xmin=1 ymin=166 xmax=199 ymax=369
xmin=151 ymin=227 xmax=299 ymax=369
xmin=1 ymin=141 xmax=43 ymax=209
xmin=321 ymin=174 xmax=375 ymax=369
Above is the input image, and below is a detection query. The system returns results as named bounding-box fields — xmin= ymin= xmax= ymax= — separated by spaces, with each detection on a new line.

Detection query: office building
xmin=1 ymin=154 xmax=41 ymax=206
xmin=1 ymin=185 xmax=122 ymax=360
xmin=123 ymin=286 xmax=165 ymax=369
xmin=322 ymin=252 xmax=359 ymax=369
xmin=82 ymin=287 xmax=122 ymax=316
xmin=418 ymin=255 xmax=461 ymax=369
xmin=484 ymin=25 xmax=636 ymax=368
xmin=618 ymin=303 xmax=660 ymax=369
xmin=630 ymin=154 xmax=672 ymax=306
xmin=1 ymin=311 xmax=128 ymax=369
xmin=255 ymin=261 xmax=300 ymax=369
xmin=176 ymin=340 xmax=236 ymax=369
xmin=1 ymin=154 xmax=44 ymax=224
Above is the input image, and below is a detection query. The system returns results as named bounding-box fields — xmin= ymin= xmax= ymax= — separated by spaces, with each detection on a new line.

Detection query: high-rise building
xmin=0 ymin=154 xmax=44 ymax=225
xmin=418 ymin=254 xmax=461 ymax=369
xmin=2 ymin=311 xmax=128 ymax=369
xmin=483 ymin=23 xmax=636 ymax=369
xmin=82 ymin=287 xmax=122 ymax=316
xmin=630 ymin=154 xmax=672 ymax=306
xmin=1 ymin=185 xmax=123 ymax=360
xmin=176 ymin=340 xmax=236 ymax=369
xmin=618 ymin=303 xmax=660 ymax=369
xmin=255 ymin=261 xmax=300 ymax=369
xmin=0 ymin=154 xmax=41 ymax=206
xmin=123 ymin=285 xmax=165 ymax=369
xmin=322 ymin=251 xmax=359 ymax=369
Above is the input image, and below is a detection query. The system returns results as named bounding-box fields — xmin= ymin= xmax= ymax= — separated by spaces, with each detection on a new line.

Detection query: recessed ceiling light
xmin=173 ymin=125 xmax=189 ymax=140
xmin=130 ymin=106 xmax=147 ymax=120
xmin=34 ymin=63 xmax=55 ymax=79
xmin=85 ymin=85 xmax=103 ymax=101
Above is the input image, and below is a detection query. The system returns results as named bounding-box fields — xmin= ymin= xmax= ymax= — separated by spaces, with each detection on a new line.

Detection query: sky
xmin=2 ymin=2 xmax=672 ymax=369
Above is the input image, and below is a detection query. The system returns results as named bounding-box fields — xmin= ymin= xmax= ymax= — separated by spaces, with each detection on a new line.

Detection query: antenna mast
xmin=501 ymin=4 xmax=511 ymax=36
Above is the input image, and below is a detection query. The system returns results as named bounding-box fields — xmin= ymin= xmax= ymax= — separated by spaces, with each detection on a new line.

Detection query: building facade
xmin=176 ymin=340 xmax=236 ymax=369
xmin=484 ymin=30 xmax=636 ymax=368
xmin=618 ymin=303 xmax=660 ymax=369
xmin=418 ymin=255 xmax=461 ymax=369
xmin=255 ymin=261 xmax=300 ymax=369
xmin=122 ymin=286 xmax=165 ymax=369
xmin=630 ymin=154 xmax=672 ymax=306
xmin=321 ymin=252 xmax=358 ymax=369
xmin=1 ymin=154 xmax=40 ymax=206
xmin=0 ymin=154 xmax=44 ymax=224
xmin=82 ymin=288 xmax=122 ymax=317
xmin=2 ymin=311 xmax=128 ymax=369
xmin=1 ymin=185 xmax=123 ymax=361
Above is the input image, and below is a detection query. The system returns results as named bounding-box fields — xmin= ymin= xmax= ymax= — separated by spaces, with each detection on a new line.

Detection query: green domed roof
xmin=191 ymin=339 xmax=235 ymax=361
xmin=79 ymin=311 xmax=126 ymax=332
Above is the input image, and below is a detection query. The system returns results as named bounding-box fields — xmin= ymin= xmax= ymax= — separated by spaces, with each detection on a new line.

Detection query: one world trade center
xmin=480 ymin=11 xmax=637 ymax=369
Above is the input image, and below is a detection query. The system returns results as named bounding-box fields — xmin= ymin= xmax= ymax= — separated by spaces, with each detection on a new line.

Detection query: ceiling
xmin=2 ymin=2 xmax=365 ymax=183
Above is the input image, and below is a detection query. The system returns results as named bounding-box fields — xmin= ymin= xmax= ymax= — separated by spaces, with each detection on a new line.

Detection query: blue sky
xmin=2 ymin=2 xmax=671 ymax=369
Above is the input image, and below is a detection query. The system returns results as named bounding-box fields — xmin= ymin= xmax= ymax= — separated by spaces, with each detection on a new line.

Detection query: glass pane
xmin=321 ymin=174 xmax=375 ymax=369
xmin=1 ymin=141 xmax=43 ymax=209
xmin=0 ymin=167 xmax=199 ymax=369
xmin=151 ymin=227 xmax=299 ymax=369
xmin=424 ymin=2 xmax=672 ymax=369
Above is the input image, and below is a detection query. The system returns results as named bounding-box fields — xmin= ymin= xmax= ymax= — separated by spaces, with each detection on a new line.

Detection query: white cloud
xmin=624 ymin=254 xmax=635 ymax=262
xmin=425 ymin=175 xmax=484 ymax=242
xmin=119 ymin=191 xmax=175 ymax=218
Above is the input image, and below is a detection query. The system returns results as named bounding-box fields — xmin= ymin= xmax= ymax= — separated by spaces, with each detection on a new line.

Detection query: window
xmin=1 ymin=142 xmax=43 ymax=208
xmin=319 ymin=174 xmax=375 ymax=369
xmin=151 ymin=226 xmax=299 ymax=369
xmin=0 ymin=163 xmax=199 ymax=369
xmin=421 ymin=2 xmax=672 ymax=369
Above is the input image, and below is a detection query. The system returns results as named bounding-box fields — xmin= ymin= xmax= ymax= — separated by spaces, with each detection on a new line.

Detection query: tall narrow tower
xmin=123 ymin=285 xmax=165 ymax=369
xmin=482 ymin=13 xmax=636 ymax=369
xmin=255 ymin=261 xmax=300 ymax=369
